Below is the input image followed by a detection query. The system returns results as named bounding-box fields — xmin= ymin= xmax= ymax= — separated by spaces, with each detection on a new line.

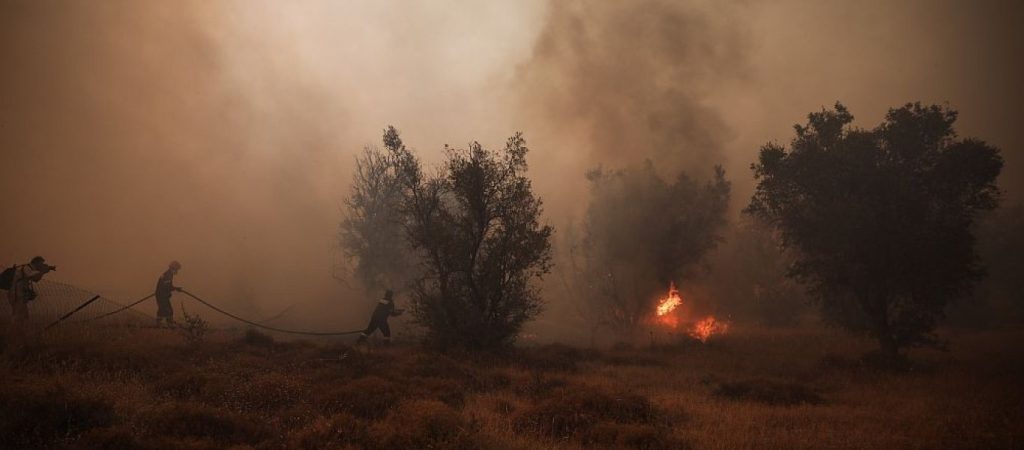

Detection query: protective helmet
xmin=169 ymin=261 xmax=182 ymax=270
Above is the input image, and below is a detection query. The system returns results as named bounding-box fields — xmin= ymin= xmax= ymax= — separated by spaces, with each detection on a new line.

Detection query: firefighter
xmin=357 ymin=289 xmax=404 ymax=345
xmin=6 ymin=256 xmax=56 ymax=333
xmin=154 ymin=261 xmax=183 ymax=327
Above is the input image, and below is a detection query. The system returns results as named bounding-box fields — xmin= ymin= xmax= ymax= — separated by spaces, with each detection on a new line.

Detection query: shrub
xmin=584 ymin=422 xmax=686 ymax=450
xmin=0 ymin=384 xmax=115 ymax=448
xmin=375 ymin=400 xmax=479 ymax=449
xmin=150 ymin=370 xmax=234 ymax=400
xmin=513 ymin=344 xmax=597 ymax=371
xmin=317 ymin=376 xmax=405 ymax=419
xmin=179 ymin=303 xmax=209 ymax=347
xmin=140 ymin=402 xmax=269 ymax=444
xmin=71 ymin=426 xmax=139 ymax=450
xmin=713 ymin=379 xmax=823 ymax=406
xmin=242 ymin=329 xmax=275 ymax=347
xmin=513 ymin=385 xmax=663 ymax=439
xmin=288 ymin=413 xmax=368 ymax=450
xmin=223 ymin=372 xmax=309 ymax=413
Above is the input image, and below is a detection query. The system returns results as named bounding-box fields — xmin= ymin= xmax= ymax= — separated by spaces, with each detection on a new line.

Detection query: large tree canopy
xmin=360 ymin=125 xmax=552 ymax=350
xmin=747 ymin=102 xmax=1003 ymax=358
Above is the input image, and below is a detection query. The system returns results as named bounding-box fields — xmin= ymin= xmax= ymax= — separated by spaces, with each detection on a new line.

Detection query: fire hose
xmin=45 ymin=290 xmax=365 ymax=336
xmin=179 ymin=289 xmax=364 ymax=336
xmin=81 ymin=293 xmax=155 ymax=322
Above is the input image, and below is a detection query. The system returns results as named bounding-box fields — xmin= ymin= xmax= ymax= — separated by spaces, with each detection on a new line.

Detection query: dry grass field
xmin=1 ymin=324 xmax=1021 ymax=449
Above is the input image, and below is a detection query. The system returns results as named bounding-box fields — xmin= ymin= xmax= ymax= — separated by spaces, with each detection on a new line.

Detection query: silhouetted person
xmin=357 ymin=289 xmax=403 ymax=345
xmin=6 ymin=256 xmax=56 ymax=335
xmin=155 ymin=261 xmax=183 ymax=327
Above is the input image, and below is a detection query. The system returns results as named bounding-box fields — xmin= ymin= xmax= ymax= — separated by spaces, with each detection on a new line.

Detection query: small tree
xmin=747 ymin=102 xmax=1003 ymax=359
xmin=389 ymin=131 xmax=553 ymax=350
xmin=579 ymin=161 xmax=730 ymax=338
xmin=338 ymin=127 xmax=417 ymax=294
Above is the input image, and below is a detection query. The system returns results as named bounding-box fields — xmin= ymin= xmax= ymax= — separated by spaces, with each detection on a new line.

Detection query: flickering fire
xmin=688 ymin=316 xmax=730 ymax=343
xmin=654 ymin=282 xmax=730 ymax=342
xmin=655 ymin=282 xmax=683 ymax=327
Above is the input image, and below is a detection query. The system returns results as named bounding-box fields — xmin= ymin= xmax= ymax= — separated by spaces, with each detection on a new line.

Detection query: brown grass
xmin=0 ymin=323 xmax=1021 ymax=449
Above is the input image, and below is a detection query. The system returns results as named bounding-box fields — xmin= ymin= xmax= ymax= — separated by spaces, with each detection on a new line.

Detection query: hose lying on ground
xmin=45 ymin=288 xmax=364 ymax=337
xmin=180 ymin=289 xmax=364 ymax=336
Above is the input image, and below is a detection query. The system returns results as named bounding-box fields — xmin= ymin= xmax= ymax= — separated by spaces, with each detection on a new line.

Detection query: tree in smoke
xmin=338 ymin=127 xmax=416 ymax=294
xmin=706 ymin=216 xmax=810 ymax=327
xmin=380 ymin=129 xmax=553 ymax=350
xmin=577 ymin=161 xmax=730 ymax=338
xmin=747 ymin=102 xmax=1003 ymax=360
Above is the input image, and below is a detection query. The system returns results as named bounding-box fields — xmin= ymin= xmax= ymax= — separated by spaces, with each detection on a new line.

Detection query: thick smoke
xmin=2 ymin=1 xmax=1022 ymax=335
xmin=515 ymin=0 xmax=750 ymax=217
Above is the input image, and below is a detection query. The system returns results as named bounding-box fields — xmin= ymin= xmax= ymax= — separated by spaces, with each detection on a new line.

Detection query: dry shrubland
xmin=0 ymin=324 xmax=1021 ymax=449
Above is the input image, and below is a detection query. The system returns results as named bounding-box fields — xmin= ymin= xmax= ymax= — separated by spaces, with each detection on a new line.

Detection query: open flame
xmin=688 ymin=316 xmax=730 ymax=342
xmin=655 ymin=281 xmax=683 ymax=327
xmin=653 ymin=282 xmax=729 ymax=342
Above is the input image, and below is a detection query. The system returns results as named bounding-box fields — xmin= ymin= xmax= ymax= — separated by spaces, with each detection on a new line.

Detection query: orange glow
xmin=653 ymin=282 xmax=729 ymax=342
xmin=688 ymin=316 xmax=730 ymax=342
xmin=655 ymin=282 xmax=683 ymax=328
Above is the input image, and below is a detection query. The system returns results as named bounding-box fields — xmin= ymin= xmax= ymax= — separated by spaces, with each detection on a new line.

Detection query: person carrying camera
xmin=6 ymin=256 xmax=56 ymax=332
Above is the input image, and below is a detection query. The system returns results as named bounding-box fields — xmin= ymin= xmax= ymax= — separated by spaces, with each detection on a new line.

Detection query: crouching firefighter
xmin=3 ymin=256 xmax=56 ymax=334
xmin=357 ymin=289 xmax=404 ymax=345
xmin=154 ymin=261 xmax=183 ymax=327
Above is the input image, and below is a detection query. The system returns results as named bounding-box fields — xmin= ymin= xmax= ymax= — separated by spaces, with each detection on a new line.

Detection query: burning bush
xmin=573 ymin=161 xmax=730 ymax=340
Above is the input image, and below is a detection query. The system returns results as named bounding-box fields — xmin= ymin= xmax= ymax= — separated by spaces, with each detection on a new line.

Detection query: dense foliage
xmin=747 ymin=102 xmax=1003 ymax=357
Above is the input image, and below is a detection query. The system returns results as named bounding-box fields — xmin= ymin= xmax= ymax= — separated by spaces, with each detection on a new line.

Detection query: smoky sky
xmin=1 ymin=0 xmax=1021 ymax=325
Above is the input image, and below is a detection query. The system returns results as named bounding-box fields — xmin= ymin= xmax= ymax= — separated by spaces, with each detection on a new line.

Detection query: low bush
xmin=713 ymin=379 xmax=823 ymax=406
xmin=242 ymin=329 xmax=275 ymax=347
xmin=317 ymin=376 xmax=405 ymax=419
xmin=150 ymin=370 xmax=235 ymax=400
xmin=513 ymin=384 xmax=664 ymax=440
xmin=375 ymin=399 xmax=480 ymax=449
xmin=584 ymin=422 xmax=687 ymax=450
xmin=288 ymin=413 xmax=368 ymax=450
xmin=139 ymin=402 xmax=269 ymax=444
xmin=0 ymin=384 xmax=115 ymax=449
xmin=223 ymin=371 xmax=309 ymax=413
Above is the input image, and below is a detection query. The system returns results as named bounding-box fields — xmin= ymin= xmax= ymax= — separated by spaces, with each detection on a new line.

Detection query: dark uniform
xmin=6 ymin=256 xmax=54 ymax=334
xmin=155 ymin=261 xmax=181 ymax=326
xmin=357 ymin=289 xmax=402 ymax=344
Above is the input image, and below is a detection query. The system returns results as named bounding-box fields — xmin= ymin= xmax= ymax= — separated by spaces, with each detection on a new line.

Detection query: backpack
xmin=0 ymin=265 xmax=15 ymax=290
